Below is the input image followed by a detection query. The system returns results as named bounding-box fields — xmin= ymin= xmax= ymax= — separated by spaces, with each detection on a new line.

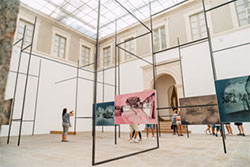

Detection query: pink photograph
xmin=115 ymin=90 xmax=157 ymax=124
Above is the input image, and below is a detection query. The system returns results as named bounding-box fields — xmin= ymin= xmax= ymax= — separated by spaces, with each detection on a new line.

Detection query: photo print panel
xmin=179 ymin=95 xmax=220 ymax=125
xmin=115 ymin=90 xmax=157 ymax=124
xmin=215 ymin=75 xmax=250 ymax=122
xmin=0 ymin=99 xmax=13 ymax=125
xmin=94 ymin=101 xmax=115 ymax=126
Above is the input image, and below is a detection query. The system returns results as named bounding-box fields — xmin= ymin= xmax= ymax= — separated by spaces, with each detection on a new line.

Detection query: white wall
xmin=1 ymin=27 xmax=250 ymax=137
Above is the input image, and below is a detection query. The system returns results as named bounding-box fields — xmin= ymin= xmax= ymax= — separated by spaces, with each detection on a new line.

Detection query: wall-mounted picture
xmin=94 ymin=101 xmax=114 ymax=126
xmin=115 ymin=90 xmax=157 ymax=124
xmin=0 ymin=99 xmax=13 ymax=125
xmin=179 ymin=95 xmax=220 ymax=125
xmin=215 ymin=75 xmax=250 ymax=122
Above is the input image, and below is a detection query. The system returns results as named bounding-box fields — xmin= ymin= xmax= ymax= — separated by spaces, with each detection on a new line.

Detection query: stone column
xmin=0 ymin=0 xmax=20 ymax=128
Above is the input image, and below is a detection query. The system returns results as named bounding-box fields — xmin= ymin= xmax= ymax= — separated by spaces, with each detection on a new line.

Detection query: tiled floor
xmin=0 ymin=132 xmax=249 ymax=167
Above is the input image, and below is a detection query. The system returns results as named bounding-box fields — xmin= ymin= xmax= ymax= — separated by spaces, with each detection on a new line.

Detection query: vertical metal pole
xmin=202 ymin=0 xmax=226 ymax=154
xmin=92 ymin=0 xmax=101 ymax=165
xmin=102 ymin=69 xmax=104 ymax=133
xmin=114 ymin=19 xmax=120 ymax=140
xmin=74 ymin=60 xmax=80 ymax=135
xmin=177 ymin=38 xmax=189 ymax=138
xmin=32 ymin=59 xmax=42 ymax=135
xmin=7 ymin=26 xmax=26 ymax=144
xmin=149 ymin=2 xmax=159 ymax=147
xmin=17 ymin=17 xmax=37 ymax=146
xmin=117 ymin=21 xmax=121 ymax=139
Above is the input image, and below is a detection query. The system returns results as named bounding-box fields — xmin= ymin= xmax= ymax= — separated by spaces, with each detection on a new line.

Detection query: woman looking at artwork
xmin=176 ymin=110 xmax=183 ymax=136
xmin=62 ymin=108 xmax=74 ymax=142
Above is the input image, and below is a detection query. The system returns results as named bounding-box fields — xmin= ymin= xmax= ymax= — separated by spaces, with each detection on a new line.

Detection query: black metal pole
xmin=102 ymin=69 xmax=104 ymax=133
xmin=114 ymin=19 xmax=120 ymax=139
xmin=7 ymin=26 xmax=26 ymax=144
xmin=17 ymin=16 xmax=37 ymax=146
xmin=202 ymin=0 xmax=226 ymax=154
xmin=74 ymin=60 xmax=80 ymax=134
xmin=32 ymin=59 xmax=42 ymax=135
xmin=177 ymin=37 xmax=189 ymax=138
xmin=149 ymin=2 xmax=160 ymax=146
xmin=92 ymin=0 xmax=101 ymax=165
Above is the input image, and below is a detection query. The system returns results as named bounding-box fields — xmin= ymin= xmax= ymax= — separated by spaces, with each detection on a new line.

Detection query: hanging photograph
xmin=0 ymin=99 xmax=13 ymax=125
xmin=215 ymin=75 xmax=250 ymax=122
xmin=115 ymin=90 xmax=157 ymax=124
xmin=94 ymin=101 xmax=115 ymax=126
xmin=179 ymin=95 xmax=220 ymax=125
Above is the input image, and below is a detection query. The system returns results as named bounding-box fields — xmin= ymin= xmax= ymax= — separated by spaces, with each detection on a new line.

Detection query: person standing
xmin=171 ymin=110 xmax=177 ymax=135
xmin=145 ymin=124 xmax=155 ymax=139
xmin=62 ymin=108 xmax=74 ymax=142
xmin=176 ymin=111 xmax=183 ymax=136
xmin=235 ymin=122 xmax=245 ymax=136
xmin=224 ymin=123 xmax=233 ymax=135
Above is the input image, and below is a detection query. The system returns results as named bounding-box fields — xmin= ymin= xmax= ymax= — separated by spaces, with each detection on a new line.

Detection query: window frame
xmin=153 ymin=25 xmax=167 ymax=52
xmin=53 ymin=34 xmax=66 ymax=59
xmin=103 ymin=45 xmax=112 ymax=67
xmin=80 ymin=45 xmax=91 ymax=66
xmin=189 ymin=12 xmax=207 ymax=40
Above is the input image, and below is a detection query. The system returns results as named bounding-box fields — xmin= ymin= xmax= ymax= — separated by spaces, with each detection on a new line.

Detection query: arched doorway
xmin=156 ymin=74 xmax=177 ymax=120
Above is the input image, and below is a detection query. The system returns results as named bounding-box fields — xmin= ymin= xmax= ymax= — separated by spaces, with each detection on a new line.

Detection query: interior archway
xmin=156 ymin=74 xmax=177 ymax=120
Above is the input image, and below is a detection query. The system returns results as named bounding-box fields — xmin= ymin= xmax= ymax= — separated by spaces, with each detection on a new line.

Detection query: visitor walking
xmin=129 ymin=124 xmax=139 ymax=143
xmin=205 ymin=124 xmax=211 ymax=135
xmin=62 ymin=108 xmax=74 ymax=142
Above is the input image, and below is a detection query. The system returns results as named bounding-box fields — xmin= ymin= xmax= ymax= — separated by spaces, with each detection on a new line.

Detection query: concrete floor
xmin=0 ymin=132 xmax=249 ymax=167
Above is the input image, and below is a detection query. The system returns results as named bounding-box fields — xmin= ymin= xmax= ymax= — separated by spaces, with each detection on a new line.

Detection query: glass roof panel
xmin=20 ymin=0 xmax=186 ymax=39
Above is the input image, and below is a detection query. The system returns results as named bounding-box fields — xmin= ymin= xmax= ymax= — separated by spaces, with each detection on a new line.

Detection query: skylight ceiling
xmin=20 ymin=0 xmax=186 ymax=39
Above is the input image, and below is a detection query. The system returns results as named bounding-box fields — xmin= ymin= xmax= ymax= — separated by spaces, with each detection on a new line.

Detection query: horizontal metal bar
xmin=205 ymin=0 xmax=237 ymax=13
xmin=12 ymin=38 xmax=23 ymax=46
xmin=156 ymin=59 xmax=180 ymax=67
xmin=94 ymin=146 xmax=159 ymax=166
xmin=80 ymin=63 xmax=94 ymax=68
xmin=12 ymin=119 xmax=21 ymax=121
xmin=116 ymin=32 xmax=151 ymax=46
xmin=22 ymin=51 xmax=94 ymax=74
xmin=157 ymin=103 xmax=217 ymax=110
xmin=76 ymin=117 xmax=92 ymax=119
xmin=78 ymin=76 xmax=115 ymax=87
xmin=152 ymin=0 xmax=188 ymax=17
xmin=117 ymin=45 xmax=152 ymax=65
xmin=12 ymin=119 xmax=34 ymax=122
xmin=154 ymin=37 xmax=208 ymax=54
xmin=159 ymin=115 xmax=172 ymax=117
xmin=114 ymin=0 xmax=151 ymax=32
xmin=21 ymin=44 xmax=32 ymax=52
xmin=213 ymin=41 xmax=250 ymax=53
xmin=55 ymin=76 xmax=77 ymax=84
xmin=10 ymin=70 xmax=39 ymax=78
xmin=97 ymin=65 xmax=119 ymax=72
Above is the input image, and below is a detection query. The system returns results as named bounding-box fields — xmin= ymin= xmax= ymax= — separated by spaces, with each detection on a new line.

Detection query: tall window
xmin=80 ymin=45 xmax=90 ymax=65
xmin=124 ymin=38 xmax=134 ymax=60
xmin=190 ymin=12 xmax=207 ymax=40
xmin=53 ymin=34 xmax=66 ymax=59
xmin=16 ymin=19 xmax=34 ymax=48
xmin=103 ymin=46 xmax=111 ymax=66
xmin=235 ymin=0 xmax=250 ymax=26
xmin=153 ymin=26 xmax=166 ymax=52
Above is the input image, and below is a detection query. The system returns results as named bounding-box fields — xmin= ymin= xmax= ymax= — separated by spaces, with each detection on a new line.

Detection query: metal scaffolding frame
xmin=5 ymin=0 xmax=250 ymax=165
xmin=7 ymin=17 xmax=43 ymax=146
